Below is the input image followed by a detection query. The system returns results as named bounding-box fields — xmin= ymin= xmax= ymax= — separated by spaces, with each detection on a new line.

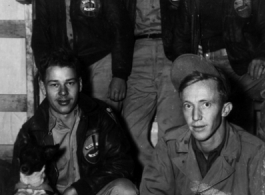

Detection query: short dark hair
xmin=178 ymin=71 xmax=230 ymax=104
xmin=38 ymin=48 xmax=81 ymax=82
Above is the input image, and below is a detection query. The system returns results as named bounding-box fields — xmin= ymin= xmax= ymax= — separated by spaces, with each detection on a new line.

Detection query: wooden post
xmin=25 ymin=4 xmax=35 ymax=119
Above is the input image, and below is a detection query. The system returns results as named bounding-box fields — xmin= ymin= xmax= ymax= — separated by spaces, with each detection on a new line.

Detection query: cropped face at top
xmin=181 ymin=79 xmax=230 ymax=142
xmin=40 ymin=65 xmax=82 ymax=116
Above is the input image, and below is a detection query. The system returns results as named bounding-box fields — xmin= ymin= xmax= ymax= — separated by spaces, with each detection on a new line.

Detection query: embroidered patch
xmin=83 ymin=133 xmax=99 ymax=164
xmin=80 ymin=0 xmax=101 ymax=17
xmin=105 ymin=107 xmax=117 ymax=123
xmin=234 ymin=0 xmax=251 ymax=18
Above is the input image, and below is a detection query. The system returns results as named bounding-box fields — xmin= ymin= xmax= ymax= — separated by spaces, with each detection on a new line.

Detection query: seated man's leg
xmin=96 ymin=179 xmax=138 ymax=195
xmin=157 ymin=53 xmax=186 ymax=140
xmin=123 ymin=40 xmax=158 ymax=167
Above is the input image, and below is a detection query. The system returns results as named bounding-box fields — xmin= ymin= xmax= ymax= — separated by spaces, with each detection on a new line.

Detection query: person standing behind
xmin=31 ymin=0 xmax=134 ymax=111
xmin=174 ymin=0 xmax=265 ymax=138
xmin=122 ymin=0 xmax=186 ymax=170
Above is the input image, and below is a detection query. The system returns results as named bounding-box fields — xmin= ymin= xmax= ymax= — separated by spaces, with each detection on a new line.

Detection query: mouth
xmin=57 ymin=99 xmax=71 ymax=106
xmin=191 ymin=125 xmax=206 ymax=132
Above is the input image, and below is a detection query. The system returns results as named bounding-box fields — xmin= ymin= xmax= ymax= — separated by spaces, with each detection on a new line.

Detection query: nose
xmin=192 ymin=107 xmax=202 ymax=121
xmin=59 ymin=85 xmax=69 ymax=96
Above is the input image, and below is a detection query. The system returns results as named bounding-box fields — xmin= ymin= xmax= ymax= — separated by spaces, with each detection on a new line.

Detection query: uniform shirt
xmin=134 ymin=0 xmax=161 ymax=36
xmin=192 ymin=129 xmax=226 ymax=178
xmin=49 ymin=107 xmax=81 ymax=193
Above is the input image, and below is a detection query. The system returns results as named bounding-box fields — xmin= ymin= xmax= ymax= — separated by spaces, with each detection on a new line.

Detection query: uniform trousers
xmin=123 ymin=38 xmax=186 ymax=167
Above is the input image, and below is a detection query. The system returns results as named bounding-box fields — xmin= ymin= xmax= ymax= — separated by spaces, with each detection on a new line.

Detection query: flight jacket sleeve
xmin=105 ymin=0 xmax=134 ymax=80
xmin=31 ymin=0 xmax=53 ymax=69
xmin=173 ymin=0 xmax=194 ymax=58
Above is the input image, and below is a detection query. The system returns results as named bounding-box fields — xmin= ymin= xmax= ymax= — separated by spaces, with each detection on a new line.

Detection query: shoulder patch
xmin=105 ymin=107 xmax=117 ymax=123
xmin=83 ymin=133 xmax=99 ymax=164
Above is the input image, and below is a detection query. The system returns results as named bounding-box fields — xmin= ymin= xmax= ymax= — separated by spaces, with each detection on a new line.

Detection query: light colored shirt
xmin=49 ymin=107 xmax=81 ymax=194
xmin=134 ymin=0 xmax=161 ymax=36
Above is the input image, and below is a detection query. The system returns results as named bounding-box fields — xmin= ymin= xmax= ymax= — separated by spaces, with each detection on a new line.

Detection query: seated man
xmin=9 ymin=48 xmax=138 ymax=195
xmin=140 ymin=54 xmax=265 ymax=195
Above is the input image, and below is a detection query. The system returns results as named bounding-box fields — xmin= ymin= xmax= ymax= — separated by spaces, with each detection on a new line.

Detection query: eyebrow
xmin=47 ymin=78 xmax=77 ymax=83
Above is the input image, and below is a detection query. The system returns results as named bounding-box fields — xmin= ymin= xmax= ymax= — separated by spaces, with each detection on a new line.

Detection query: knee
xmin=112 ymin=178 xmax=138 ymax=195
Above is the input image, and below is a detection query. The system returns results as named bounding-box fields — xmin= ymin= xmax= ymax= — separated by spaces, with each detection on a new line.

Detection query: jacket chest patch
xmin=234 ymin=0 xmax=251 ymax=18
xmin=83 ymin=133 xmax=99 ymax=164
xmin=80 ymin=0 xmax=101 ymax=17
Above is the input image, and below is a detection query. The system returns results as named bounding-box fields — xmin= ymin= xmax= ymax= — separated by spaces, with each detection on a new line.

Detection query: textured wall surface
xmin=0 ymin=1 xmax=33 ymax=160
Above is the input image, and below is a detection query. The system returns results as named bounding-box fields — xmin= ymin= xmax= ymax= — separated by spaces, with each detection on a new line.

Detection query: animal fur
xmin=14 ymin=136 xmax=59 ymax=195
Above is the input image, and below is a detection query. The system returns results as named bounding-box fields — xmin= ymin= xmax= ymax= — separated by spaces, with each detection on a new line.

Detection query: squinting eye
xmin=50 ymin=83 xmax=59 ymax=87
xmin=67 ymin=81 xmax=75 ymax=86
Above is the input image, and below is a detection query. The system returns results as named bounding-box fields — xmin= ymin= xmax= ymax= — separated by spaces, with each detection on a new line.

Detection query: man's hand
xmin=63 ymin=186 xmax=78 ymax=195
xmin=248 ymin=59 xmax=265 ymax=80
xmin=108 ymin=77 xmax=126 ymax=102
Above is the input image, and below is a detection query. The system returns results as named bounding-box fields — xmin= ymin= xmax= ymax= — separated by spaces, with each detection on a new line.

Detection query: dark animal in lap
xmin=14 ymin=137 xmax=60 ymax=195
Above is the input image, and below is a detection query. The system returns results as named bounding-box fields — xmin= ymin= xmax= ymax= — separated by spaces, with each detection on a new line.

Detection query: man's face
xmin=181 ymin=79 xmax=228 ymax=142
xmin=40 ymin=66 xmax=82 ymax=116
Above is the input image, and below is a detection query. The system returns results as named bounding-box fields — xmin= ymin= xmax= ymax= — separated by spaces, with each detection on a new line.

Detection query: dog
xmin=14 ymin=135 xmax=60 ymax=195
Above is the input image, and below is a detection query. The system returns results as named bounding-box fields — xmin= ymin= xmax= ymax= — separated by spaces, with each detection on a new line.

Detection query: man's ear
xmin=39 ymin=80 xmax=46 ymax=96
xmin=222 ymin=102 xmax=233 ymax=117
xmin=79 ymin=78 xmax=82 ymax=92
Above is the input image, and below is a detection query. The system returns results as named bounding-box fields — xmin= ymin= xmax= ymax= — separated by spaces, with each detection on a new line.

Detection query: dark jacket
xmin=31 ymin=0 xmax=134 ymax=80
xmin=10 ymin=94 xmax=133 ymax=195
xmin=174 ymin=0 xmax=265 ymax=75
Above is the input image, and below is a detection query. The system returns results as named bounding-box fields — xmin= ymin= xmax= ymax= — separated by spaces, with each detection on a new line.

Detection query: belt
xmin=135 ymin=33 xmax=162 ymax=40
xmin=204 ymin=48 xmax=227 ymax=60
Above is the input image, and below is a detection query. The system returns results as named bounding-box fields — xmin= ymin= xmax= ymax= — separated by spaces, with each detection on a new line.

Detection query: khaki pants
xmin=123 ymin=39 xmax=186 ymax=167
xmin=97 ymin=179 xmax=138 ymax=195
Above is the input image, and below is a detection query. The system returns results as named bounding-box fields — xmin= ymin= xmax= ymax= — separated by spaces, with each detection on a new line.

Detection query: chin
xmin=56 ymin=107 xmax=74 ymax=115
xmin=192 ymin=132 xmax=211 ymax=142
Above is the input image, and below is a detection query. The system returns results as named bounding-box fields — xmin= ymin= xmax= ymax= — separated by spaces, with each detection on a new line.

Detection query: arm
xmin=105 ymin=0 xmax=134 ymax=101
xmin=247 ymin=0 xmax=265 ymax=80
xmin=140 ymin=138 xmax=175 ymax=195
xmin=31 ymin=0 xmax=52 ymax=69
xmin=71 ymin=106 xmax=134 ymax=195
xmin=173 ymin=0 xmax=194 ymax=58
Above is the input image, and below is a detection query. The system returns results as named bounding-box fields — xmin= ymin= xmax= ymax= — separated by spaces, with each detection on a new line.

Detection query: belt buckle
xmin=204 ymin=48 xmax=227 ymax=60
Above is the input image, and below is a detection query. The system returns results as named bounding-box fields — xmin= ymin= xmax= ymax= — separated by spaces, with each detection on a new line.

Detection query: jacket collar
xmin=30 ymin=93 xmax=99 ymax=142
xmin=165 ymin=121 xmax=241 ymax=193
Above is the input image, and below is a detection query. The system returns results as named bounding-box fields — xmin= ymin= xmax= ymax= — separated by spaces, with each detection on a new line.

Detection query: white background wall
xmin=0 ymin=0 xmax=27 ymax=145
